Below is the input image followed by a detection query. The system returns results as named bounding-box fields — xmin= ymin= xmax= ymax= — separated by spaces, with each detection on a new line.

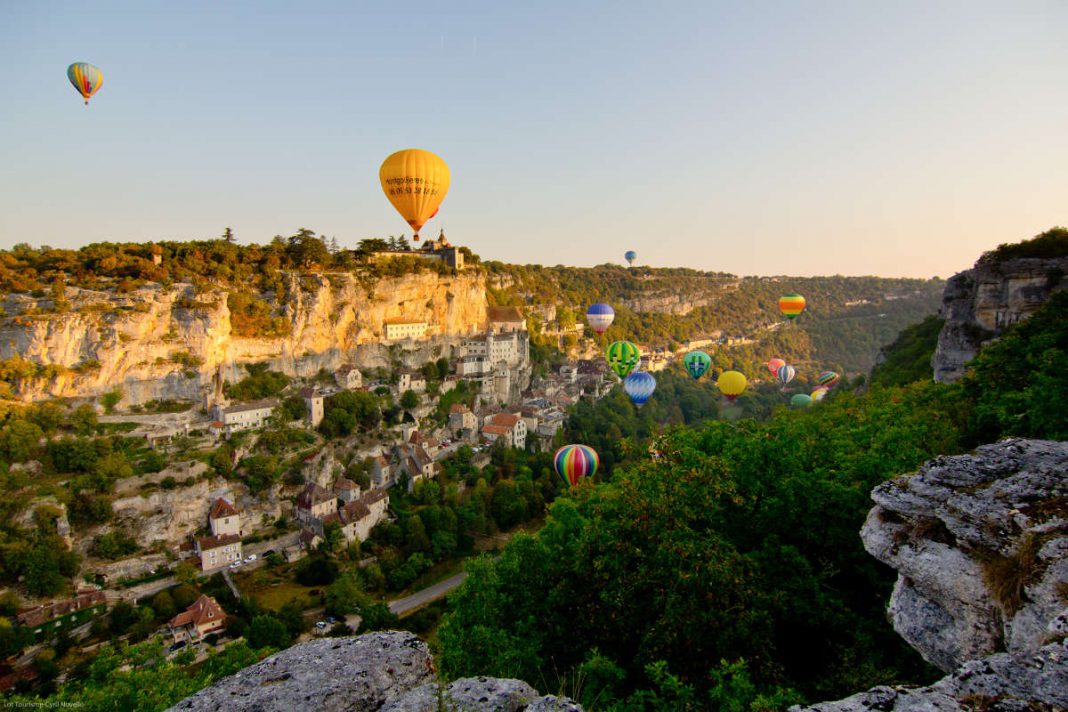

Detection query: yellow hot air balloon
xmin=379 ymin=149 xmax=450 ymax=241
xmin=716 ymin=371 xmax=748 ymax=402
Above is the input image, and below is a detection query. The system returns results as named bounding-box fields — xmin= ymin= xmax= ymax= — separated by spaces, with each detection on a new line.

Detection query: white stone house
xmin=335 ymin=364 xmax=362 ymax=390
xmin=213 ymin=399 xmax=279 ymax=436
xmin=209 ymin=498 xmax=241 ymax=538
xmin=196 ymin=533 xmax=242 ymax=572
xmin=301 ymin=388 xmax=324 ymax=428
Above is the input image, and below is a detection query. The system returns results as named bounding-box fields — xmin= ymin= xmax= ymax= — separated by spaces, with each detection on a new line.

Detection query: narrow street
xmin=388 ymin=571 xmax=467 ymax=615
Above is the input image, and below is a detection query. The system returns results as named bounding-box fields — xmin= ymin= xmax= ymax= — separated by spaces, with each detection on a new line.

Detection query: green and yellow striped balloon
xmin=778 ymin=293 xmax=806 ymax=320
xmin=605 ymin=340 xmax=641 ymax=379
xmin=67 ymin=62 xmax=103 ymax=105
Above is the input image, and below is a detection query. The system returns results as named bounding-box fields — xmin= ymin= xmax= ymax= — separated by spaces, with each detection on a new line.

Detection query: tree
xmin=321 ymin=521 xmax=344 ymax=554
xmin=70 ymin=404 xmax=98 ymax=435
xmin=325 ymin=574 xmax=362 ymax=619
xmin=0 ymin=419 xmax=44 ymax=462
xmin=400 ymin=389 xmax=419 ymax=409
xmin=101 ymin=388 xmax=123 ymax=414
xmin=151 ymin=590 xmax=176 ymax=621
xmin=247 ymin=615 xmax=290 ymax=649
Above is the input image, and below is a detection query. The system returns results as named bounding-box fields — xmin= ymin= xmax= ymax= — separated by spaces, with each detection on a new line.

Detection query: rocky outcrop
xmin=167 ymin=631 xmax=580 ymax=712
xmin=932 ymin=255 xmax=1068 ymax=383
xmin=0 ymin=271 xmax=489 ymax=404
xmin=795 ymin=439 xmax=1068 ymax=711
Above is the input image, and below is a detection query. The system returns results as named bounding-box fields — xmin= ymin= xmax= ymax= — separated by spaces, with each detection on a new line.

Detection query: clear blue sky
xmin=1 ymin=1 xmax=1065 ymax=277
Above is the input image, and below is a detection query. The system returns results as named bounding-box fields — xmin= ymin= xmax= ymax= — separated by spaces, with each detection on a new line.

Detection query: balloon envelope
xmin=586 ymin=303 xmax=615 ymax=334
xmin=605 ymin=340 xmax=641 ymax=379
xmin=623 ymin=371 xmax=656 ymax=406
xmin=624 ymin=250 xmax=637 ymax=266
xmin=776 ymin=364 xmax=796 ymax=385
xmin=553 ymin=444 xmax=599 ymax=488
xmin=379 ymin=149 xmax=450 ymax=241
xmin=779 ymin=294 xmax=806 ymax=320
xmin=717 ymin=371 xmax=747 ymax=401
xmin=67 ymin=62 xmax=103 ymax=105
xmin=683 ymin=350 xmax=712 ymax=380
xmin=767 ymin=358 xmax=786 ymax=375
xmin=818 ymin=371 xmax=841 ymax=388
xmin=811 ymin=387 xmax=829 ymax=402
xmin=791 ymin=393 xmax=814 ymax=408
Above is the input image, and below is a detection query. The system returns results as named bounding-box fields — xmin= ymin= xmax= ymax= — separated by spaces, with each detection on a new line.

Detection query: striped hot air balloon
xmin=767 ymin=358 xmax=786 ymax=375
xmin=811 ymin=387 xmax=829 ymax=402
xmin=67 ymin=62 xmax=103 ymax=105
xmin=605 ymin=340 xmax=641 ymax=380
xmin=818 ymin=371 xmax=840 ymax=388
xmin=623 ymin=371 xmax=656 ymax=407
xmin=777 ymin=364 xmax=796 ymax=385
xmin=586 ymin=303 xmax=615 ymax=335
xmin=779 ymin=294 xmax=806 ymax=320
xmin=683 ymin=350 xmax=711 ymax=380
xmin=553 ymin=444 xmax=599 ymax=488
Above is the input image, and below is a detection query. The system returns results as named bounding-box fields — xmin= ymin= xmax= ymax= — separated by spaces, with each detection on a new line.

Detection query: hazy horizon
xmin=2 ymin=1 xmax=1065 ymax=279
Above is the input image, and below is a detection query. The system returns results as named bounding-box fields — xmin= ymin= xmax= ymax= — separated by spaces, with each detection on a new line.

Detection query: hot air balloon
xmin=379 ymin=149 xmax=450 ymax=241
xmin=777 ymin=364 xmax=796 ymax=386
xmin=624 ymin=250 xmax=637 ymax=266
xmin=767 ymin=358 xmax=786 ymax=375
xmin=553 ymin=444 xmax=599 ymax=488
xmin=791 ymin=393 xmax=813 ymax=408
xmin=683 ymin=351 xmax=712 ymax=380
xmin=586 ymin=303 xmax=615 ymax=335
xmin=811 ymin=387 xmax=828 ymax=402
xmin=67 ymin=62 xmax=103 ymax=105
xmin=605 ymin=340 xmax=641 ymax=380
xmin=818 ymin=371 xmax=841 ymax=388
xmin=716 ymin=371 xmax=747 ymax=402
xmin=623 ymin=371 xmax=656 ymax=407
xmin=779 ymin=294 xmax=806 ymax=321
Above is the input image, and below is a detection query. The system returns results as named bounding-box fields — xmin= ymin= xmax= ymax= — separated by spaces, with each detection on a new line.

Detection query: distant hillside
xmin=486 ymin=262 xmax=943 ymax=376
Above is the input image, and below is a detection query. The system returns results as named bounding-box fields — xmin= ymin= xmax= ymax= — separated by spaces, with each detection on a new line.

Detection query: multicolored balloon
xmin=811 ymin=387 xmax=828 ymax=402
xmin=624 ymin=250 xmax=637 ymax=266
xmin=586 ymin=303 xmax=615 ymax=334
xmin=779 ymin=294 xmax=806 ymax=320
xmin=716 ymin=371 xmax=747 ymax=402
xmin=776 ymin=364 xmax=796 ymax=385
xmin=623 ymin=371 xmax=656 ymax=407
xmin=553 ymin=444 xmax=599 ymax=488
xmin=818 ymin=371 xmax=841 ymax=388
xmin=605 ymin=340 xmax=641 ymax=380
xmin=767 ymin=358 xmax=786 ymax=375
xmin=67 ymin=62 xmax=103 ymax=105
xmin=379 ymin=149 xmax=450 ymax=241
xmin=683 ymin=350 xmax=712 ymax=380
xmin=791 ymin=393 xmax=813 ymax=408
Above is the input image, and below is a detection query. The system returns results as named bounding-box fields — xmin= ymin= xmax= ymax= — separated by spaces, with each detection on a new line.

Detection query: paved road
xmin=388 ymin=571 xmax=467 ymax=615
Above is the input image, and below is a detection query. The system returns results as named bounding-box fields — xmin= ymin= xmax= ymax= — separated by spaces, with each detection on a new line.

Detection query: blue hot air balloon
xmin=623 ymin=371 xmax=656 ymax=407
xmin=586 ymin=303 xmax=615 ymax=334
xmin=624 ymin=250 xmax=637 ymax=266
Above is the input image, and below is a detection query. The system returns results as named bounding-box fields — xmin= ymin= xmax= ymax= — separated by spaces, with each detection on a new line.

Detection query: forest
xmin=436 ymin=290 xmax=1068 ymax=711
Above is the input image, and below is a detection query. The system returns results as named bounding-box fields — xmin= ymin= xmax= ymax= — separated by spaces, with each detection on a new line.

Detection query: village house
xmin=393 ymin=442 xmax=437 ymax=490
xmin=370 ymin=454 xmax=393 ymax=488
xmin=481 ymin=412 xmax=527 ymax=449
xmin=486 ymin=305 xmax=526 ymax=334
xmin=449 ymin=404 xmax=477 ymax=435
xmin=196 ymin=533 xmax=242 ymax=571
xmin=384 ymin=319 xmax=428 ymax=341
xmin=301 ymin=387 xmax=324 ymax=428
xmin=208 ymin=498 xmax=241 ymax=537
xmin=334 ymin=476 xmax=360 ymax=503
xmin=167 ymin=594 xmax=226 ymax=644
xmin=296 ymin=482 xmax=338 ymax=529
xmin=299 ymin=481 xmax=390 ymax=547
xmin=408 ymin=430 xmax=440 ymax=458
xmin=397 ymin=369 xmax=427 ymax=394
xmin=212 ymin=399 xmax=279 ymax=436
xmin=334 ymin=364 xmax=362 ymax=390
xmin=16 ymin=589 xmax=106 ymax=635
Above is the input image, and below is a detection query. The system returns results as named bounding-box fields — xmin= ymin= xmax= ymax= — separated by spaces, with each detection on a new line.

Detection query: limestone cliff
xmin=932 ymin=254 xmax=1068 ymax=383
xmin=0 ymin=271 xmax=489 ymax=404
xmin=795 ymin=439 xmax=1068 ymax=711
xmin=167 ymin=631 xmax=581 ymax=712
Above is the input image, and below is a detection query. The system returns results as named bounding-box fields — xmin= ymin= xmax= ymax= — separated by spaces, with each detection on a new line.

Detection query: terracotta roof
xmin=210 ymin=420 xmax=225 ymax=428
xmin=209 ymin=498 xmax=239 ymax=519
xmin=449 ymin=404 xmax=469 ymax=414
xmin=334 ymin=477 xmax=358 ymax=491
xmin=361 ymin=488 xmax=388 ymax=505
xmin=296 ymin=482 xmax=335 ymax=509
xmin=16 ymin=590 xmax=106 ymax=628
xmin=168 ymin=595 xmax=225 ymax=630
xmin=482 ymin=424 xmax=510 ymax=436
xmin=486 ymin=306 xmax=524 ymax=323
xmin=197 ymin=533 xmax=240 ymax=551
xmin=339 ymin=500 xmax=372 ymax=523
xmin=488 ymin=413 xmax=519 ymax=428
xmin=299 ymin=387 xmax=319 ymax=399
xmin=299 ymin=528 xmax=322 ymax=546
xmin=336 ymin=364 xmax=357 ymax=374
xmin=384 ymin=317 xmax=427 ymax=325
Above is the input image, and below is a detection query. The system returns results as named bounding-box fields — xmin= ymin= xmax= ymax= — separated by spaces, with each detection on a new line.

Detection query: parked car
xmin=244 ymin=554 xmax=258 ymax=563
xmin=168 ymin=640 xmax=187 ymax=653
xmin=315 ymin=621 xmax=327 ymax=629
xmin=229 ymin=561 xmax=242 ymax=569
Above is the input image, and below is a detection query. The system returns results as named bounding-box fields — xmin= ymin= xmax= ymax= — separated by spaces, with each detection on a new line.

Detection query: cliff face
xmin=932 ymin=256 xmax=1068 ymax=383
xmin=795 ymin=438 xmax=1068 ymax=711
xmin=167 ymin=631 xmax=581 ymax=712
xmin=0 ymin=272 xmax=488 ymax=404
